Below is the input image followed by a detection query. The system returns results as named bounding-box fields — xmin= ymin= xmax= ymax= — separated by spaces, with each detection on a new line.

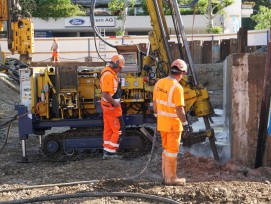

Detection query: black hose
xmin=0 ymin=128 xmax=159 ymax=191
xmin=0 ymin=191 xmax=179 ymax=204
xmin=0 ymin=115 xmax=17 ymax=154
xmin=0 ymin=115 xmax=17 ymax=129
xmin=94 ymin=32 xmax=108 ymax=63
xmin=0 ymin=180 xmax=99 ymax=193
xmin=89 ymin=0 xmax=116 ymax=49
xmin=124 ymin=129 xmax=158 ymax=180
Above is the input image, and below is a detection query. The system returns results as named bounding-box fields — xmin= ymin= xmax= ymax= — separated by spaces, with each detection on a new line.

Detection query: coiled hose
xmin=0 ymin=129 xmax=174 ymax=204
xmin=0 ymin=191 xmax=179 ymax=204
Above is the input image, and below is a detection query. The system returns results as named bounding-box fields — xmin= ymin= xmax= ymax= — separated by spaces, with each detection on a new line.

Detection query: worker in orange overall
xmin=51 ymin=37 xmax=59 ymax=62
xmin=153 ymin=59 xmax=188 ymax=185
xmin=100 ymin=54 xmax=125 ymax=159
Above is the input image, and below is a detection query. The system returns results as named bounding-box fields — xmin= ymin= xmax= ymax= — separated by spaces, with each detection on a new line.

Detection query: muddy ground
xmin=1 ymin=70 xmax=271 ymax=204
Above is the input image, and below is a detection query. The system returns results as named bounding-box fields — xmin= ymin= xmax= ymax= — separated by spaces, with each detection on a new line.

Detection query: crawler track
xmin=41 ymin=127 xmax=154 ymax=161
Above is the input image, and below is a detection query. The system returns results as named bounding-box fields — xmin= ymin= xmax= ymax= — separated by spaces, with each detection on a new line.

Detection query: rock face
xmin=195 ymin=63 xmax=224 ymax=109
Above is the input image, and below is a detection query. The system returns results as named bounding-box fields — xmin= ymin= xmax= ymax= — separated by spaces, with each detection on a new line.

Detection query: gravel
xmin=1 ymin=74 xmax=271 ymax=203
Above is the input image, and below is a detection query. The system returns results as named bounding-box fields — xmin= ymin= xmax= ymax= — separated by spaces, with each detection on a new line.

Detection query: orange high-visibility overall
xmin=153 ymin=76 xmax=185 ymax=157
xmin=52 ymin=51 xmax=59 ymax=62
xmin=100 ymin=66 xmax=124 ymax=153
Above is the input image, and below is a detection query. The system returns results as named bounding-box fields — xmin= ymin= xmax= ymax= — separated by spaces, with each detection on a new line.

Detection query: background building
xmin=32 ymin=0 xmax=244 ymax=37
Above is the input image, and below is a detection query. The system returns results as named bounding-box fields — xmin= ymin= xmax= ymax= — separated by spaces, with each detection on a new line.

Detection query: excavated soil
xmin=1 ymin=74 xmax=271 ymax=203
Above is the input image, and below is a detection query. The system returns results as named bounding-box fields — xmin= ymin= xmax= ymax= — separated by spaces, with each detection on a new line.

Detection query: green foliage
xmin=19 ymin=0 xmax=37 ymax=17
xmin=138 ymin=0 xmax=233 ymax=16
xmin=251 ymin=6 xmax=271 ymax=30
xmin=20 ymin=0 xmax=86 ymax=20
xmin=251 ymin=0 xmax=270 ymax=11
xmin=196 ymin=0 xmax=234 ymax=15
xmin=241 ymin=0 xmax=270 ymax=30
xmin=137 ymin=0 xmax=193 ymax=15
xmin=108 ymin=0 xmax=136 ymax=18
xmin=108 ymin=0 xmax=125 ymax=14
xmin=137 ymin=0 xmax=148 ymax=15
xmin=206 ymin=26 xmax=223 ymax=33
xmin=115 ymin=29 xmax=125 ymax=36
xmin=108 ymin=0 xmax=136 ymax=36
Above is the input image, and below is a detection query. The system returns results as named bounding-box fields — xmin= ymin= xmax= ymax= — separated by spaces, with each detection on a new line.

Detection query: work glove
xmin=182 ymin=121 xmax=190 ymax=139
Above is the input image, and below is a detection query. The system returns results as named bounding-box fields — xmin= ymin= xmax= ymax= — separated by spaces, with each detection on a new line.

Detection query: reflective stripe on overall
xmin=153 ymin=77 xmax=185 ymax=155
xmin=100 ymin=67 xmax=124 ymax=153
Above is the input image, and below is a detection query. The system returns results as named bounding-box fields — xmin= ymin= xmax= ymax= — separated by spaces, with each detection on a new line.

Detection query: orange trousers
xmin=160 ymin=131 xmax=182 ymax=155
xmin=101 ymin=101 xmax=124 ymax=153
xmin=52 ymin=51 xmax=59 ymax=62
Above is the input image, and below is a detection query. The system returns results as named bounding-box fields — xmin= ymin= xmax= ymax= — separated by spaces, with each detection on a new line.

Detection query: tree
xmin=196 ymin=0 xmax=234 ymax=33
xmin=19 ymin=0 xmax=86 ymax=20
xmin=251 ymin=6 xmax=271 ymax=29
xmin=137 ymin=0 xmax=191 ymax=15
xmin=19 ymin=0 xmax=37 ymax=17
xmin=138 ymin=0 xmax=234 ymax=33
xmin=108 ymin=0 xmax=136 ymax=36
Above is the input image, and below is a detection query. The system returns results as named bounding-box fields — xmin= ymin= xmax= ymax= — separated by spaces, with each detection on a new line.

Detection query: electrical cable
xmin=33 ymin=57 xmax=52 ymax=62
xmin=58 ymin=56 xmax=86 ymax=61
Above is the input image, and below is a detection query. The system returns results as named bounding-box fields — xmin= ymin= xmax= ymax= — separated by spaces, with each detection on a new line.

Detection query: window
xmin=122 ymin=52 xmax=137 ymax=65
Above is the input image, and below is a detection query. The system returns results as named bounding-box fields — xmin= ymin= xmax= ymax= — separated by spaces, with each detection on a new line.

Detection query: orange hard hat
xmin=111 ymin=54 xmax=125 ymax=68
xmin=170 ymin=59 xmax=187 ymax=73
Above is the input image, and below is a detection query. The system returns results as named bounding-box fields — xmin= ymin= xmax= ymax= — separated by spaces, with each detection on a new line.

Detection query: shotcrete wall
xmin=195 ymin=63 xmax=224 ymax=109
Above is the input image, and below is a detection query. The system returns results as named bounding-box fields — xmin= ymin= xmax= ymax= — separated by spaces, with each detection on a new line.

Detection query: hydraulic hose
xmin=0 ymin=128 xmax=159 ymax=194
xmin=0 ymin=115 xmax=17 ymax=154
xmin=0 ymin=191 xmax=179 ymax=204
xmin=0 ymin=129 xmax=177 ymax=204
xmin=89 ymin=0 xmax=116 ymax=49
xmin=124 ymin=128 xmax=158 ymax=180
xmin=0 ymin=180 xmax=99 ymax=193
xmin=0 ymin=128 xmax=159 ymax=191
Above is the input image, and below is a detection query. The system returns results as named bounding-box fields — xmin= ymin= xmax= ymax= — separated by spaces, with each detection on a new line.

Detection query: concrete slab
xmin=224 ymin=53 xmax=267 ymax=168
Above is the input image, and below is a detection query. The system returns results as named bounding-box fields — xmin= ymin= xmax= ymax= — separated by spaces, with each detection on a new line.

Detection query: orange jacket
xmin=100 ymin=66 xmax=120 ymax=102
xmin=153 ymin=76 xmax=185 ymax=132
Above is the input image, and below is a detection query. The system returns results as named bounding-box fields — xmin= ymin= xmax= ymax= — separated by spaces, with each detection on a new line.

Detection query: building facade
xmin=32 ymin=0 xmax=243 ymax=38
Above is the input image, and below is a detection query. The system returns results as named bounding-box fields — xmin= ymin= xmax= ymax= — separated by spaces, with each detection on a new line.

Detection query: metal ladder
xmin=99 ymin=28 xmax=106 ymax=59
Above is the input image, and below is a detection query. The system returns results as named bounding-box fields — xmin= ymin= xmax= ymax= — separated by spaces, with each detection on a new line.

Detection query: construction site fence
xmin=0 ymin=29 xmax=269 ymax=64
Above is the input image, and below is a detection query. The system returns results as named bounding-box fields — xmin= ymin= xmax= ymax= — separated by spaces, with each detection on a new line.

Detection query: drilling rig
xmin=15 ymin=0 xmax=219 ymax=161
xmin=0 ymin=0 xmax=34 ymax=64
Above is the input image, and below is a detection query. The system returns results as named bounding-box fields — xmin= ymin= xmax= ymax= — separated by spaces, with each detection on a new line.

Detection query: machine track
xmin=41 ymin=126 xmax=154 ymax=161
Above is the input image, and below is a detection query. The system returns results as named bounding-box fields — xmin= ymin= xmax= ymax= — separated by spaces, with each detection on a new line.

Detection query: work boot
xmin=102 ymin=151 xmax=121 ymax=160
xmin=164 ymin=156 xmax=186 ymax=186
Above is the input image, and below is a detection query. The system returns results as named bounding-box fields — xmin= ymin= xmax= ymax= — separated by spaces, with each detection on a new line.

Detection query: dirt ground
xmin=1 ymin=75 xmax=271 ymax=203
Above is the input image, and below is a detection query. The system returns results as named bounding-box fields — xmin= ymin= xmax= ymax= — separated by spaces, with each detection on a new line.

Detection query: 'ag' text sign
xmin=65 ymin=16 xmax=115 ymax=27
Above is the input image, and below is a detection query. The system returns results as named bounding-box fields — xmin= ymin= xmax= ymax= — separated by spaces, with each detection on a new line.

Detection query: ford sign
xmin=69 ymin=19 xmax=85 ymax=25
